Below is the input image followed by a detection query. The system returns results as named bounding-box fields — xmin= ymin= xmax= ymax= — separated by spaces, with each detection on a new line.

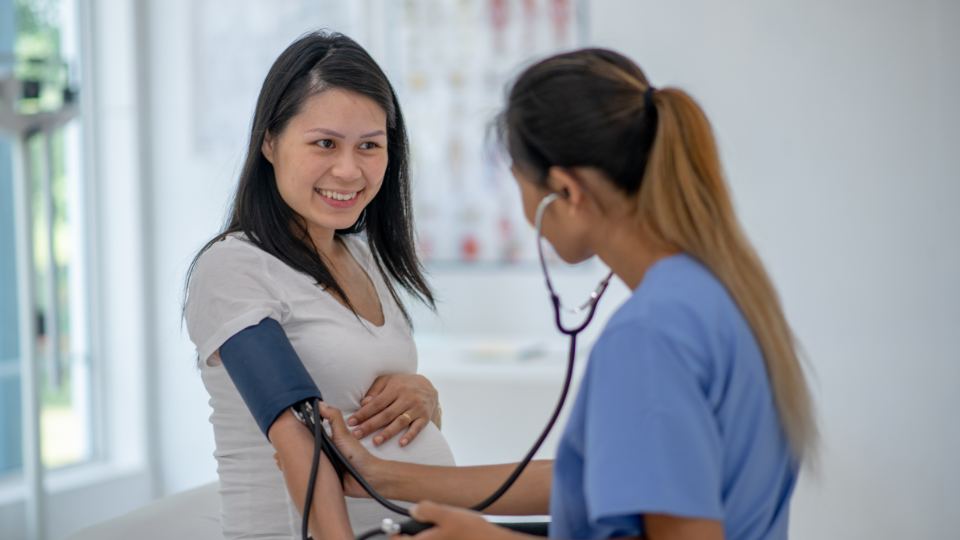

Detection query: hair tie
xmin=644 ymin=86 xmax=657 ymax=114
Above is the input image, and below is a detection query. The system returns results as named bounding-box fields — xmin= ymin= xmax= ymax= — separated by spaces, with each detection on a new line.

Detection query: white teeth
xmin=315 ymin=189 xmax=360 ymax=201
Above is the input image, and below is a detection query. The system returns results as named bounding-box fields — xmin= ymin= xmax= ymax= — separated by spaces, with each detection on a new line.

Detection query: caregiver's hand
xmin=348 ymin=374 xmax=440 ymax=447
xmin=318 ymin=401 xmax=383 ymax=500
xmin=396 ymin=502 xmax=518 ymax=540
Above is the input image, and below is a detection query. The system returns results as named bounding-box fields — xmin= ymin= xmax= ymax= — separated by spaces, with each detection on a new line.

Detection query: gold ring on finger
xmin=401 ymin=412 xmax=413 ymax=423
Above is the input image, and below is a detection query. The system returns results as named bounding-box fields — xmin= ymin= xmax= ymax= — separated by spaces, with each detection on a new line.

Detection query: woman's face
xmin=262 ymin=87 xmax=389 ymax=239
xmin=513 ymin=165 xmax=595 ymax=265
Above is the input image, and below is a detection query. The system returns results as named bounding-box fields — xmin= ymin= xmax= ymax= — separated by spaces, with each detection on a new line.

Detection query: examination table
xmin=59 ymin=480 xmax=549 ymax=539
xmin=61 ymin=481 xmax=221 ymax=540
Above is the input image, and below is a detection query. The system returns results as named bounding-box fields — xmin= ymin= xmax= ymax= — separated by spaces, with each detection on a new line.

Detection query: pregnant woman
xmin=183 ymin=32 xmax=454 ymax=539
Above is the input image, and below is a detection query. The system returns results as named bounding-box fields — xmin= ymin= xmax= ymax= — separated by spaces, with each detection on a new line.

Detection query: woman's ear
xmin=546 ymin=166 xmax=586 ymax=211
xmin=261 ymin=131 xmax=276 ymax=164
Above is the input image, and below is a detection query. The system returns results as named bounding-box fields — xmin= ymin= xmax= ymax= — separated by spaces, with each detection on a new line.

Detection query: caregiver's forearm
xmin=373 ymin=459 xmax=552 ymax=515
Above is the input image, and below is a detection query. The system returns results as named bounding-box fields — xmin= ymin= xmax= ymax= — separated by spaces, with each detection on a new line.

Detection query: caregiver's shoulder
xmin=611 ymin=252 xmax=737 ymax=329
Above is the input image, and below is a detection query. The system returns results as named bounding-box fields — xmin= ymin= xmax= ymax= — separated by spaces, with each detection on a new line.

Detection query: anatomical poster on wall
xmin=398 ymin=0 xmax=587 ymax=264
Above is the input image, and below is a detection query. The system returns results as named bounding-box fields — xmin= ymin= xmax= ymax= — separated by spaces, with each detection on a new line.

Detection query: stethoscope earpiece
xmin=535 ymin=192 xmax=614 ymax=334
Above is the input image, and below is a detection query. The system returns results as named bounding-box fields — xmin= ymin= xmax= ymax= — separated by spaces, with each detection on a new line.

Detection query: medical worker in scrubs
xmin=318 ymin=47 xmax=818 ymax=540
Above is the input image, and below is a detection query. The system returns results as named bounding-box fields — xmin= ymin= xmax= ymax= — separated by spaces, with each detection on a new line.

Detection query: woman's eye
xmin=359 ymin=142 xmax=379 ymax=149
xmin=317 ymin=139 xmax=334 ymax=148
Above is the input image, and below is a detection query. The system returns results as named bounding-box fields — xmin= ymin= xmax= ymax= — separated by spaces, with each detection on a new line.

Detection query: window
xmin=0 ymin=138 xmax=19 ymax=476
xmin=0 ymin=0 xmax=92 ymax=479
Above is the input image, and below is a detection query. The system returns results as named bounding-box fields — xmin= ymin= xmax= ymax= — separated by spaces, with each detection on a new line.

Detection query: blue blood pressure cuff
xmin=218 ymin=317 xmax=323 ymax=439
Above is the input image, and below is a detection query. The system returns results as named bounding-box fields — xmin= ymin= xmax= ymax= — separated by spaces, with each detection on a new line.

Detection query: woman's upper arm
xmin=185 ymin=240 xmax=286 ymax=365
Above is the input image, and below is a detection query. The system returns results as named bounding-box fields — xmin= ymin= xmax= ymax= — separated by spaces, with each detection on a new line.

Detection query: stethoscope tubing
xmin=536 ymin=192 xmax=614 ymax=331
xmin=302 ymin=191 xmax=614 ymax=540
xmin=307 ymin=328 xmax=583 ymax=540
xmin=344 ymin=322 xmax=586 ymax=539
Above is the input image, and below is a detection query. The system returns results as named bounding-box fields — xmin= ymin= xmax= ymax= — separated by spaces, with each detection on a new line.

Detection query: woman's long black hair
xmin=184 ymin=31 xmax=434 ymax=323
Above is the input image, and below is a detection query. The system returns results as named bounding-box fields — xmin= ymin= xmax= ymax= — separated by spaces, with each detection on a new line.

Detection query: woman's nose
xmin=331 ymin=150 xmax=362 ymax=182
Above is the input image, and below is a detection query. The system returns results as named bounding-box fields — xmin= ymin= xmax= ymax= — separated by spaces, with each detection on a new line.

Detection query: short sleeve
xmin=582 ymin=321 xmax=724 ymax=528
xmin=184 ymin=238 xmax=289 ymax=366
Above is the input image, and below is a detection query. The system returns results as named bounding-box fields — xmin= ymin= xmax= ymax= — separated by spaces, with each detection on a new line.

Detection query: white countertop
xmin=415 ymin=333 xmax=590 ymax=382
xmin=412 ymin=333 xmax=590 ymax=465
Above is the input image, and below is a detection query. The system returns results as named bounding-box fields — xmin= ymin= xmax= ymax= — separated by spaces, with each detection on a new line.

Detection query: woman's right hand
xmin=318 ymin=401 xmax=384 ymax=499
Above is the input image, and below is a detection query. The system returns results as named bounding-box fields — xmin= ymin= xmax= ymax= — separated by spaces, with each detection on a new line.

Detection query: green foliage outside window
xmin=14 ymin=0 xmax=67 ymax=115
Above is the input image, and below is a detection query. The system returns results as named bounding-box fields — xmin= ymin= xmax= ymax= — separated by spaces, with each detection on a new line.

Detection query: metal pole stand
xmin=0 ymin=72 xmax=79 ymax=540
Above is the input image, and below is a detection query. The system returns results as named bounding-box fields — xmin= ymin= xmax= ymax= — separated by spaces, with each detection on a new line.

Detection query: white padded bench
xmin=61 ymin=481 xmax=222 ymax=540
xmin=59 ymin=480 xmax=549 ymax=539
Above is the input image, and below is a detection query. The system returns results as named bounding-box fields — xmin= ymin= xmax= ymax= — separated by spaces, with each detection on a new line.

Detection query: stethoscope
xmin=298 ymin=191 xmax=614 ymax=540
xmin=535 ymin=192 xmax=614 ymax=338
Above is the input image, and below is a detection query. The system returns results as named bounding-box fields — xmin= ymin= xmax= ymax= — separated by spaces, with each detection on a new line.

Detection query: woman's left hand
xmin=396 ymin=501 xmax=515 ymax=540
xmin=347 ymin=374 xmax=439 ymax=447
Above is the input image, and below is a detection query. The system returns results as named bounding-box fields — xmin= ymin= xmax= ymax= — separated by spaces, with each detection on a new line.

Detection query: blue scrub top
xmin=550 ymin=254 xmax=798 ymax=540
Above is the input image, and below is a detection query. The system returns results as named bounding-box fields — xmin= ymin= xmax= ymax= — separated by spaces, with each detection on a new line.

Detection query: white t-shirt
xmin=184 ymin=233 xmax=455 ymax=539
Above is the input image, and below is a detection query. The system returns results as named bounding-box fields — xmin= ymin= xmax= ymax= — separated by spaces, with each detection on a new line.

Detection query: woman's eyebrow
xmin=305 ymin=128 xmax=385 ymax=139
xmin=307 ymin=127 xmax=345 ymax=138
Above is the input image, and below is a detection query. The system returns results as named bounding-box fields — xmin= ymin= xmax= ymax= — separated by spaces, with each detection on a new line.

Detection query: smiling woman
xmin=262 ymin=89 xmax=389 ymax=233
xmin=181 ymin=32 xmax=453 ymax=540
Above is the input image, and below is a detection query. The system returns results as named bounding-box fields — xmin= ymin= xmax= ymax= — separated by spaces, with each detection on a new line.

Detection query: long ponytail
xmin=501 ymin=48 xmax=817 ymax=460
xmin=642 ymin=88 xmax=817 ymax=460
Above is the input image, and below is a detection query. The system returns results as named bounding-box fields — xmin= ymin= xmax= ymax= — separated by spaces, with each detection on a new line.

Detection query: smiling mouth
xmin=315 ymin=188 xmax=361 ymax=201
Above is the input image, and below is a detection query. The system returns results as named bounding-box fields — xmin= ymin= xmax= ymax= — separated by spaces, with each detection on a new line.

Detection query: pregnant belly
xmin=347 ymin=412 xmax=457 ymax=467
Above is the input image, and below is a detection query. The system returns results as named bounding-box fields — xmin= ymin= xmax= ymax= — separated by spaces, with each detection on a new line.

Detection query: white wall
xmin=137 ymin=1 xmax=960 ymax=539
xmin=586 ymin=1 xmax=960 ymax=538
xmin=139 ymin=0 xmax=229 ymax=496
